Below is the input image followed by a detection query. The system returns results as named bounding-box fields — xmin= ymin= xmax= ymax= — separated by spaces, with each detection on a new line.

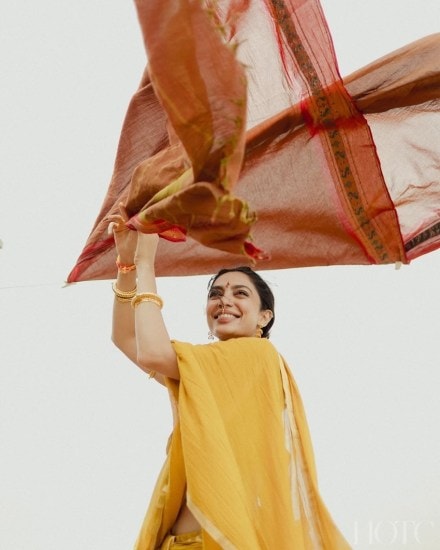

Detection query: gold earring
xmin=255 ymin=324 xmax=263 ymax=338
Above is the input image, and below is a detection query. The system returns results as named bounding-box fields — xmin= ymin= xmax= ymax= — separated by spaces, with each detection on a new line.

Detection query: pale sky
xmin=1 ymin=2 xmax=439 ymax=549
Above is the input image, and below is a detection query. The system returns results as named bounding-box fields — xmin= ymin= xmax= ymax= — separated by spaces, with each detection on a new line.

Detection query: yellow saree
xmin=134 ymin=338 xmax=350 ymax=549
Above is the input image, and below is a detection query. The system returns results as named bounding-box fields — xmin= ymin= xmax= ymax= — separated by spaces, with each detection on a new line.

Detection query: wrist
xmin=116 ymin=255 xmax=136 ymax=274
xmin=134 ymin=257 xmax=155 ymax=270
xmin=118 ymin=255 xmax=135 ymax=265
xmin=116 ymin=270 xmax=136 ymax=291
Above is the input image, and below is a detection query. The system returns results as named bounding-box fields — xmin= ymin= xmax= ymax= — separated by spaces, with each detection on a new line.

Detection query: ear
xmin=258 ymin=309 xmax=273 ymax=328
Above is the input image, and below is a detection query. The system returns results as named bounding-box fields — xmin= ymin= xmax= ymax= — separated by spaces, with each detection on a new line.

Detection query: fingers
xmin=107 ymin=220 xmax=123 ymax=235
xmin=106 ymin=214 xmax=126 ymax=235
xmin=106 ymin=203 xmax=129 ymax=235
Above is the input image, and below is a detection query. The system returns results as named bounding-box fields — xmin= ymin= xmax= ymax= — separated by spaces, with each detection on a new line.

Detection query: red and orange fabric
xmin=68 ymin=0 xmax=440 ymax=283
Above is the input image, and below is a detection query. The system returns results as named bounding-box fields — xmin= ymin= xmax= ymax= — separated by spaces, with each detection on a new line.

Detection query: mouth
xmin=214 ymin=312 xmax=239 ymax=321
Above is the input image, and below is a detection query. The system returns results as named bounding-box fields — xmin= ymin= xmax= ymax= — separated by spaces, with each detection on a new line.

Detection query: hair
xmin=208 ymin=266 xmax=275 ymax=338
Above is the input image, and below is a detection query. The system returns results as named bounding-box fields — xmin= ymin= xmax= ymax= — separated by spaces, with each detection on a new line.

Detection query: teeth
xmin=217 ymin=313 xmax=236 ymax=319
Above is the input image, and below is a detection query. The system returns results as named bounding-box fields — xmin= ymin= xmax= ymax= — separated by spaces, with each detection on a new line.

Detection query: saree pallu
xmin=67 ymin=0 xmax=440 ymax=283
xmin=134 ymin=338 xmax=351 ymax=549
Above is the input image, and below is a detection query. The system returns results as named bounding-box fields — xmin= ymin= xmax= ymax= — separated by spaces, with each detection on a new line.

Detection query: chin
xmin=217 ymin=334 xmax=235 ymax=342
xmin=216 ymin=329 xmax=248 ymax=341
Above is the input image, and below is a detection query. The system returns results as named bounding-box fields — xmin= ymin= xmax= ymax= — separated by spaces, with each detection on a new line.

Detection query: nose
xmin=216 ymin=294 xmax=232 ymax=313
xmin=216 ymin=298 xmax=226 ymax=314
xmin=220 ymin=292 xmax=234 ymax=307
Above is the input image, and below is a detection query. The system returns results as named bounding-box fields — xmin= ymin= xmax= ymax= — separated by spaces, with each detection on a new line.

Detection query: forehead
xmin=212 ymin=271 xmax=256 ymax=290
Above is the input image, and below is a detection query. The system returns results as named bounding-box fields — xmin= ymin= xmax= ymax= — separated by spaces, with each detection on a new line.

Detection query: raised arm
xmin=110 ymin=208 xmax=138 ymax=364
xmin=109 ymin=207 xmax=178 ymax=381
xmin=132 ymin=232 xmax=179 ymax=379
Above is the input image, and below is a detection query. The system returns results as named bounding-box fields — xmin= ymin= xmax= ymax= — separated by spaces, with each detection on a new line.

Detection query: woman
xmin=109 ymin=209 xmax=351 ymax=550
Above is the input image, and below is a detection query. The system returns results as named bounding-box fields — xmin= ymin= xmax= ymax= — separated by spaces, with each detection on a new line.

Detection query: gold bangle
xmin=112 ymin=282 xmax=137 ymax=302
xmin=131 ymin=292 xmax=164 ymax=310
xmin=116 ymin=255 xmax=136 ymax=274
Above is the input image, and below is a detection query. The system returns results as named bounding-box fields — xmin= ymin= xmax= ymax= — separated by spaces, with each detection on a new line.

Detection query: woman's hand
xmin=107 ymin=203 xmax=138 ymax=264
xmin=135 ymin=232 xmax=159 ymax=267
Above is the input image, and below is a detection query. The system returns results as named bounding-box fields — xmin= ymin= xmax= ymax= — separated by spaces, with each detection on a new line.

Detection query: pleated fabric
xmin=134 ymin=338 xmax=351 ymax=549
xmin=68 ymin=1 xmax=440 ymax=282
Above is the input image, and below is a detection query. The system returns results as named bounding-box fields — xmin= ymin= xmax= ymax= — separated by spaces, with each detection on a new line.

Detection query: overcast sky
xmin=1 ymin=2 xmax=439 ymax=549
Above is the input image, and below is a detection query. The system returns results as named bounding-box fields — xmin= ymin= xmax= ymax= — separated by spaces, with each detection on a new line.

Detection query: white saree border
xmin=187 ymin=494 xmax=237 ymax=550
xmin=278 ymin=355 xmax=324 ymax=549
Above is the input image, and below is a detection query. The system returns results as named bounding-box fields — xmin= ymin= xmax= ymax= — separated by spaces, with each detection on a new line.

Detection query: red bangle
xmin=116 ymin=255 xmax=136 ymax=274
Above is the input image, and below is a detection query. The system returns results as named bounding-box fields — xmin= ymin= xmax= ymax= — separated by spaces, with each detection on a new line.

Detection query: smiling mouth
xmin=214 ymin=313 xmax=239 ymax=320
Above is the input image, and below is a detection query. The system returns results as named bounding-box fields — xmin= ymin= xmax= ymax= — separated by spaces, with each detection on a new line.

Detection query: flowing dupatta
xmin=134 ymin=339 xmax=351 ymax=549
xmin=68 ymin=1 xmax=440 ymax=282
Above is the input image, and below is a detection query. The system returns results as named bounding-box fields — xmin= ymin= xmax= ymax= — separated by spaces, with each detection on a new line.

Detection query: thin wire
xmin=0 ymin=281 xmax=68 ymax=291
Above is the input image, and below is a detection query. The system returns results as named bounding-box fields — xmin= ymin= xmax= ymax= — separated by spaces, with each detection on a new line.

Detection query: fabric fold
xmin=67 ymin=0 xmax=440 ymax=283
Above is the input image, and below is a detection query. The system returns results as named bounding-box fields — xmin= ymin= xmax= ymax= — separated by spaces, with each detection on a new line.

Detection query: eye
xmin=235 ymin=289 xmax=249 ymax=297
xmin=208 ymin=288 xmax=222 ymax=299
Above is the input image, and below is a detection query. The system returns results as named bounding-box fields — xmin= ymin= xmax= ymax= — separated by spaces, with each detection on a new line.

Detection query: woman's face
xmin=206 ymin=271 xmax=272 ymax=341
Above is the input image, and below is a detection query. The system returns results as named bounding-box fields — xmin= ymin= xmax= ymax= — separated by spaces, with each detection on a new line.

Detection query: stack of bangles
xmin=112 ymin=283 xmax=137 ymax=304
xmin=113 ymin=256 xmax=163 ymax=309
xmin=112 ymin=291 xmax=164 ymax=313
xmin=111 ymin=284 xmax=163 ymax=310
xmin=113 ymin=256 xmax=137 ymax=303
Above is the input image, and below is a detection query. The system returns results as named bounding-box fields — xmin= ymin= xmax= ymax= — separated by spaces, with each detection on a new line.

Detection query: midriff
xmin=172 ymin=502 xmax=201 ymax=535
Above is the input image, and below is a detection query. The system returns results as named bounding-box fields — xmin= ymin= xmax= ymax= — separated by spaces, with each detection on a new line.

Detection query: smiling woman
xmin=206 ymin=268 xmax=274 ymax=341
xmin=109 ymin=208 xmax=351 ymax=550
